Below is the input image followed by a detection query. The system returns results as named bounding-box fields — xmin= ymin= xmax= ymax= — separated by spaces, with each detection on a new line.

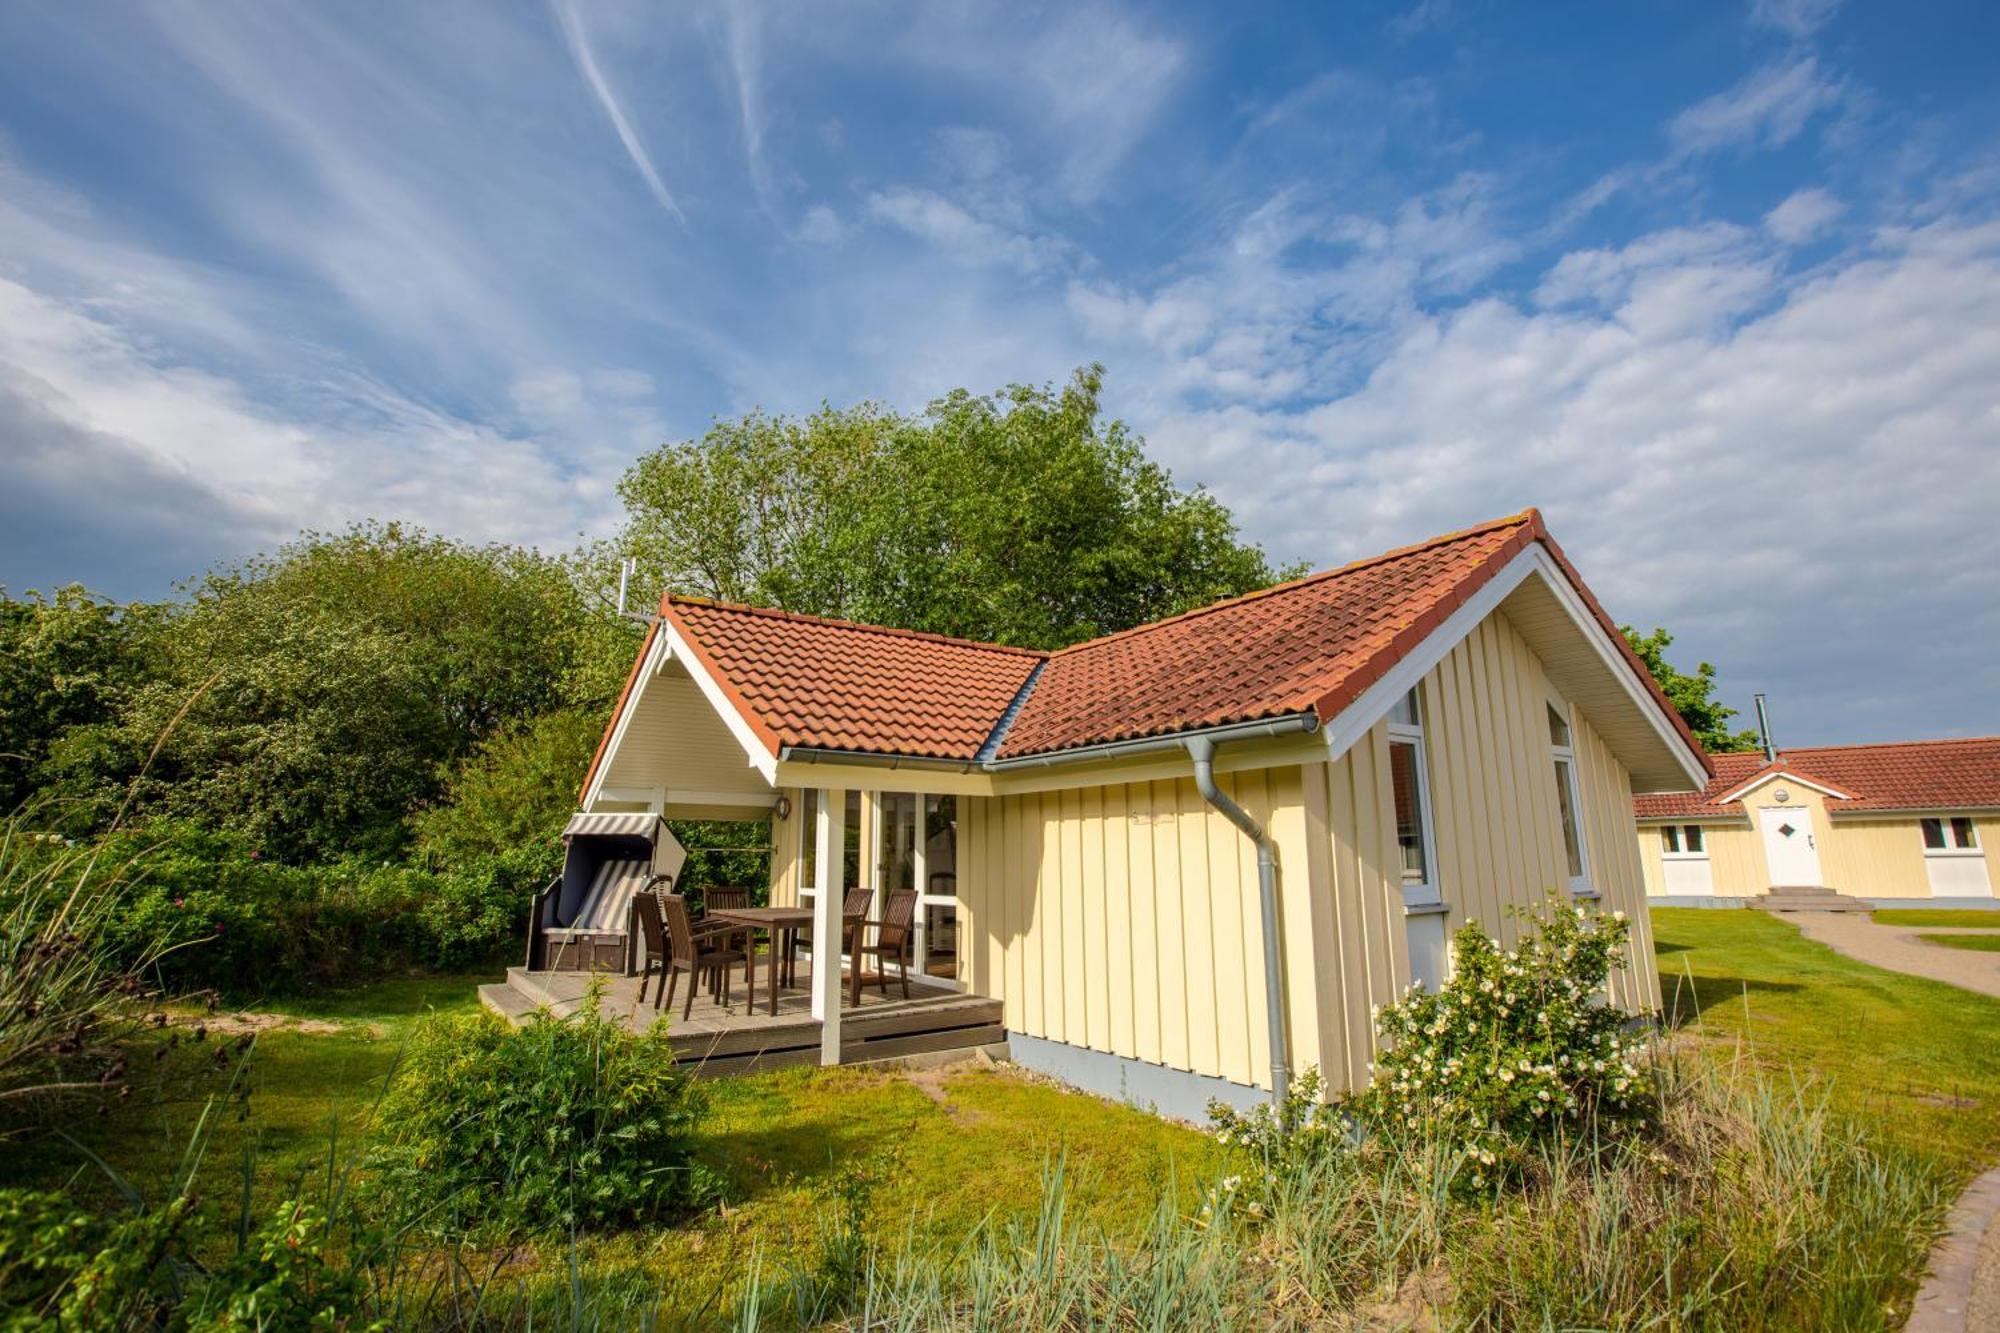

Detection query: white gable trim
xmin=582 ymin=623 xmax=779 ymax=810
xmin=1321 ymin=544 xmax=1710 ymax=790
xmin=583 ymin=628 xmax=669 ymax=810
xmin=1714 ymin=769 xmax=1854 ymax=805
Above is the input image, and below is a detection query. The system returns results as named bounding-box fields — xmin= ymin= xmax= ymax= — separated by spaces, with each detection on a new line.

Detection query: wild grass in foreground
xmin=823 ymin=1054 xmax=1948 ymax=1332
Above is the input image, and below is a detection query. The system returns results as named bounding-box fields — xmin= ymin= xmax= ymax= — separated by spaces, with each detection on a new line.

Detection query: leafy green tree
xmin=411 ymin=707 xmax=605 ymax=869
xmin=0 ymin=587 xmax=161 ymax=814
xmin=1622 ymin=626 xmax=1761 ymax=754
xmin=45 ymin=525 xmax=637 ymax=861
xmin=615 ymin=365 xmax=1287 ymax=648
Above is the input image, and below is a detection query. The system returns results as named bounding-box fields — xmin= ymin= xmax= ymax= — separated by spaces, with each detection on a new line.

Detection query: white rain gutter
xmin=779 ymin=710 xmax=1323 ymax=776
xmin=1186 ymin=732 xmax=1294 ymax=1107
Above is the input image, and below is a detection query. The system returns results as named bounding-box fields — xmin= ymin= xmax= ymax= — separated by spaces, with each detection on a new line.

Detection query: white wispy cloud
xmin=1670 ymin=57 xmax=1846 ymax=156
xmin=1764 ymin=187 xmax=1847 ymax=243
xmin=1749 ymin=0 xmax=1842 ymax=38
xmin=552 ymin=0 xmax=686 ymax=223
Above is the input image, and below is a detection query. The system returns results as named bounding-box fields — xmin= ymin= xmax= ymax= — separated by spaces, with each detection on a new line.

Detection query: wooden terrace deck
xmin=478 ymin=960 xmax=1005 ymax=1077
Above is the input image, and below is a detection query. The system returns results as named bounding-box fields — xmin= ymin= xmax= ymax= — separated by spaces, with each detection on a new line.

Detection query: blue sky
xmin=2 ymin=0 xmax=1997 ymax=744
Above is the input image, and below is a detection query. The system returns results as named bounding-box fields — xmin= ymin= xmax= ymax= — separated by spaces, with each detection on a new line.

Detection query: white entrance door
xmin=1758 ymin=807 xmax=1823 ymax=886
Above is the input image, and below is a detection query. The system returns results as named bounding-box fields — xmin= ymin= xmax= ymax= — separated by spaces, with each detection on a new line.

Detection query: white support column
xmin=813 ymin=787 xmax=846 ymax=1064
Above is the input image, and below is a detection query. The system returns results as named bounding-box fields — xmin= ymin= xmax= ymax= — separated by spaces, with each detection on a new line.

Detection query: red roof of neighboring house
xmin=661 ymin=598 xmax=1042 ymax=761
xmin=582 ymin=509 xmax=1709 ymax=786
xmin=1633 ymin=737 xmax=2000 ymax=818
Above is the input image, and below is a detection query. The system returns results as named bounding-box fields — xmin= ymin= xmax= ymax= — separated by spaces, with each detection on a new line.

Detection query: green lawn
xmin=1919 ymin=932 xmax=2000 ymax=952
xmin=2 ymin=975 xmax=1214 ymax=1312
xmin=11 ymin=916 xmax=2000 ymax=1321
xmin=1653 ymin=907 xmax=2000 ymax=1166
xmin=1873 ymin=908 xmax=2000 ymax=928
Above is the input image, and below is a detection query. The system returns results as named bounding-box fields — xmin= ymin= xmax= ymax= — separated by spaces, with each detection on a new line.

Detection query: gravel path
xmin=1908 ymin=1165 xmax=2000 ymax=1333
xmin=1780 ymin=914 xmax=2000 ymax=1330
xmin=1781 ymin=912 xmax=2000 ymax=999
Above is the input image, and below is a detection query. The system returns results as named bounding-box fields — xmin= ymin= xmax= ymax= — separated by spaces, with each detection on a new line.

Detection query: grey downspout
xmin=1185 ymin=735 xmax=1291 ymax=1107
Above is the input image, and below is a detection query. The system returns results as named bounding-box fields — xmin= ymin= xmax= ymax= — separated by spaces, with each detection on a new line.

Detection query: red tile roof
xmin=584 ymin=509 xmax=1708 ymax=781
xmin=662 ymin=598 xmax=1041 ymax=761
xmin=1633 ymin=737 xmax=2000 ymax=818
xmin=997 ymin=513 xmax=1536 ymax=757
xmin=997 ymin=510 xmax=1706 ymax=764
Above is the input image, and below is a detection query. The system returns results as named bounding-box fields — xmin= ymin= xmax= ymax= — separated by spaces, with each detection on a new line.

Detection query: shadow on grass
xmin=1661 ymin=973 xmax=1805 ymax=1028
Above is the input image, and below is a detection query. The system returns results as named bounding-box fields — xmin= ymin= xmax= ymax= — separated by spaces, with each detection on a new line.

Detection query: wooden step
xmin=478 ymin=982 xmax=538 ymax=1025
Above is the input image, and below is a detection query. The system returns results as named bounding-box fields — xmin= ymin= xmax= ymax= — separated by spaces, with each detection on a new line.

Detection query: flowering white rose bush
xmin=1346 ymin=895 xmax=1653 ymax=1184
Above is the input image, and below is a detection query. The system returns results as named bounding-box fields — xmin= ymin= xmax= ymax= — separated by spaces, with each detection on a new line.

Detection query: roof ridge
xmin=1045 ymin=509 xmax=1539 ymax=660
xmin=662 ymin=593 xmax=1048 ymax=658
xmin=1778 ymin=736 xmax=2000 ymax=756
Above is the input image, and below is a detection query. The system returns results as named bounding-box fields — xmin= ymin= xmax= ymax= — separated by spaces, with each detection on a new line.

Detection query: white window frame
xmin=915 ymin=794 xmax=963 ymax=992
xmin=1920 ymin=815 xmax=1982 ymax=857
xmin=798 ymin=787 xmax=822 ymax=906
xmin=1386 ymin=688 xmax=1443 ymax=909
xmin=1660 ymin=823 xmax=1709 ymax=860
xmin=1548 ymin=698 xmax=1593 ymax=896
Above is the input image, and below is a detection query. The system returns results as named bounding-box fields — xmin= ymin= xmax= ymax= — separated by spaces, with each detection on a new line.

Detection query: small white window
xmin=1386 ymin=688 xmax=1440 ymax=906
xmin=1548 ymin=701 xmax=1591 ymax=893
xmin=1922 ymin=817 xmax=1979 ymax=852
xmin=1662 ymin=824 xmax=1706 ymax=858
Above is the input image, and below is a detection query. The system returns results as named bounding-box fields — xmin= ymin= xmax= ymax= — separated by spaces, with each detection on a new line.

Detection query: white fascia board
xmin=582 ymin=629 xmax=670 ymax=810
xmin=1521 ymin=546 xmax=1710 ymax=790
xmin=1320 ymin=544 xmax=1710 ymax=791
xmin=659 ymin=621 xmax=780 ymax=786
xmin=1715 ymin=770 xmax=1855 ymax=805
xmin=1320 ymin=546 xmax=1539 ymax=762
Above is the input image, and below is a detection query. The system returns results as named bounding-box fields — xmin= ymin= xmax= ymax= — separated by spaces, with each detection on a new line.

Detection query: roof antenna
xmin=1753 ymin=693 xmax=1777 ymax=763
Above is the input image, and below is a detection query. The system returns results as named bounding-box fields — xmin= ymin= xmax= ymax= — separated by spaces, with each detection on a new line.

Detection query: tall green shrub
xmin=370 ymin=985 xmax=716 ymax=1234
xmin=1346 ymin=897 xmax=1653 ymax=1185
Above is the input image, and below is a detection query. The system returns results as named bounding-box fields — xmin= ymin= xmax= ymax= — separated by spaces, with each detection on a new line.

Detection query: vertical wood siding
xmin=960 ymin=768 xmax=1307 ymax=1090
xmin=929 ymin=606 xmax=1674 ymax=1097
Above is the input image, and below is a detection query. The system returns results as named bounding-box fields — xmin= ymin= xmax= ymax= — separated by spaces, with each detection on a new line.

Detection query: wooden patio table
xmin=709 ymin=905 xmax=866 ymax=1016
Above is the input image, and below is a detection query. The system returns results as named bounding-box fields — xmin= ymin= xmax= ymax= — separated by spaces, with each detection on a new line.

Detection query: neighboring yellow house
xmin=1636 ymin=739 xmax=2000 ymax=906
xmin=569 ymin=510 xmax=1710 ymax=1116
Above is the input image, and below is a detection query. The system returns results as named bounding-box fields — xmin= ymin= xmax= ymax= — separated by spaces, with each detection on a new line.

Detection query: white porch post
xmin=812 ymin=787 xmax=846 ymax=1064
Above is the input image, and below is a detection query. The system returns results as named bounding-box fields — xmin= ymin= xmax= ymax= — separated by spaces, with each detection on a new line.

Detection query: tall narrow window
xmin=1386 ymin=688 xmax=1439 ymax=905
xmin=1548 ymin=701 xmax=1591 ymax=893
xmin=799 ymin=788 xmax=820 ymax=901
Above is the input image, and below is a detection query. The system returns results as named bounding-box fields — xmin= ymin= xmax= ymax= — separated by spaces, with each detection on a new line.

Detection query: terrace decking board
xmin=481 ymin=962 xmax=1005 ymax=1071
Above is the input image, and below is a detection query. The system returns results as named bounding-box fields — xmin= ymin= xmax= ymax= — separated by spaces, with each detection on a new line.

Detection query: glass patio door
xmin=873 ymin=791 xmax=962 ymax=990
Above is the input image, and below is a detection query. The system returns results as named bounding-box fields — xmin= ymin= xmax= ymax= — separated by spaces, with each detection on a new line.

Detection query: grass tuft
xmin=1918 ymin=932 xmax=2000 ymax=952
xmin=1873 ymin=908 xmax=2000 ymax=928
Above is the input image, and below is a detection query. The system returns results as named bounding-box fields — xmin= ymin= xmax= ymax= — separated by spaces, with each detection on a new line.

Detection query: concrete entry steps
xmin=1750 ymin=884 xmax=1874 ymax=913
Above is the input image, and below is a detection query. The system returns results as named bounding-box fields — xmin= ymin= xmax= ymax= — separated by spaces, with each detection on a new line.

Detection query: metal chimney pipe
xmin=1753 ymin=693 xmax=1777 ymax=763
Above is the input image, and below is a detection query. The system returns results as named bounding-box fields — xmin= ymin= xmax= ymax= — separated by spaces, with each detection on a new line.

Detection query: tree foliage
xmin=410 ymin=707 xmax=606 ymax=869
xmin=41 ymin=526 xmax=637 ymax=862
xmin=0 ymin=587 xmax=162 ymax=814
xmin=615 ymin=365 xmax=1287 ymax=648
xmin=1622 ymin=625 xmax=1761 ymax=754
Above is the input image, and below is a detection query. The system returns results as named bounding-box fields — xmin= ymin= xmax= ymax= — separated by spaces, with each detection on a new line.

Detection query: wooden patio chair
xmin=632 ymin=892 xmax=672 ymax=1006
xmin=853 ymin=889 xmax=918 ymax=1001
xmin=702 ymin=886 xmax=756 ymax=988
xmin=657 ymin=893 xmax=751 ymax=1019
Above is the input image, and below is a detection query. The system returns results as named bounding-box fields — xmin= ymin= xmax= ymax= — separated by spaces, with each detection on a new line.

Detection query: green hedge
xmin=95 ymin=821 xmax=553 ymax=994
